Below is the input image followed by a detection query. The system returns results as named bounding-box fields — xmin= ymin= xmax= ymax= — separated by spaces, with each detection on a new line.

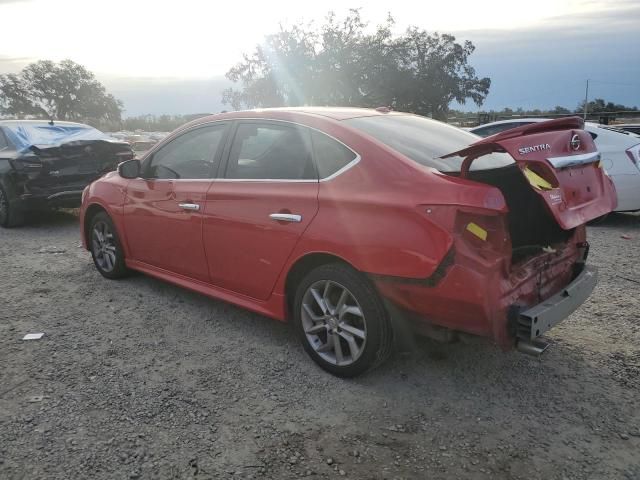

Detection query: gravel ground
xmin=0 ymin=210 xmax=639 ymax=480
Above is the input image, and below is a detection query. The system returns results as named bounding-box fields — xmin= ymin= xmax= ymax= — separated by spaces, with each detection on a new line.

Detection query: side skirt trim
xmin=125 ymin=259 xmax=287 ymax=321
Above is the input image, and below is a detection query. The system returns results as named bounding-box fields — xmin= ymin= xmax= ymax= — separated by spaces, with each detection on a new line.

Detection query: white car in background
xmin=469 ymin=119 xmax=640 ymax=212
xmin=615 ymin=124 xmax=640 ymax=135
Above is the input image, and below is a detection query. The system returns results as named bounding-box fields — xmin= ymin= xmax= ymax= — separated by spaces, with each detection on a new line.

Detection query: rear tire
xmin=0 ymin=184 xmax=25 ymax=228
xmin=293 ymin=263 xmax=393 ymax=377
xmin=89 ymin=211 xmax=129 ymax=279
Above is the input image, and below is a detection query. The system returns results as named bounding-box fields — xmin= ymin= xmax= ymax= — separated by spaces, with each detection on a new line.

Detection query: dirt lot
xmin=0 ymin=210 xmax=639 ymax=480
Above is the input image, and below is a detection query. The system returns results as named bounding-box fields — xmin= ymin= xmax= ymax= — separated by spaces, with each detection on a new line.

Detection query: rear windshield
xmin=343 ymin=115 xmax=514 ymax=172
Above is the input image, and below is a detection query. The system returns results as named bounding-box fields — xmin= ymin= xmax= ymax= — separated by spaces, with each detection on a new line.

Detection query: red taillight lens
xmin=454 ymin=209 xmax=510 ymax=256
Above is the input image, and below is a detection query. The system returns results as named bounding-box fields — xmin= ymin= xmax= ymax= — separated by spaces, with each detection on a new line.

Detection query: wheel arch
xmin=284 ymin=252 xmax=363 ymax=319
xmin=83 ymin=203 xmax=109 ymax=249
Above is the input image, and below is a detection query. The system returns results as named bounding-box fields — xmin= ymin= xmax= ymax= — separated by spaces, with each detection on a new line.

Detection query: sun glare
xmin=0 ymin=0 xmax=613 ymax=78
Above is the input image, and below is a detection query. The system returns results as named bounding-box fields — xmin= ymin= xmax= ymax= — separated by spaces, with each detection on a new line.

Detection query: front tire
xmin=293 ymin=263 xmax=393 ymax=377
xmin=89 ymin=211 xmax=129 ymax=279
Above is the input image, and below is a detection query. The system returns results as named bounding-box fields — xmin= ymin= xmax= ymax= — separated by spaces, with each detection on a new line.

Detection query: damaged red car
xmin=80 ymin=108 xmax=616 ymax=377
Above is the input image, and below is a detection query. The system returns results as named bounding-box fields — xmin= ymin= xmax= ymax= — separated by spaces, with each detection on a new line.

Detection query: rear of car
xmin=344 ymin=115 xmax=615 ymax=352
xmin=0 ymin=121 xmax=133 ymax=227
xmin=471 ymin=120 xmax=640 ymax=212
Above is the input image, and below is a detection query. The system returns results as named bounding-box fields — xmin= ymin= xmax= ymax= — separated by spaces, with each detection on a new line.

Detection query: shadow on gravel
xmin=591 ymin=211 xmax=640 ymax=229
xmin=117 ymin=269 xmax=622 ymax=402
xmin=20 ymin=208 xmax=79 ymax=228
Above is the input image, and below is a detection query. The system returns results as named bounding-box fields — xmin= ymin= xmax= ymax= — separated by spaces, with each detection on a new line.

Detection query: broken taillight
xmin=455 ymin=210 xmax=509 ymax=254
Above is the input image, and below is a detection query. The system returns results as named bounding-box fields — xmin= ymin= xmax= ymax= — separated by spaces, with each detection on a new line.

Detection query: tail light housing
xmin=454 ymin=209 xmax=510 ymax=255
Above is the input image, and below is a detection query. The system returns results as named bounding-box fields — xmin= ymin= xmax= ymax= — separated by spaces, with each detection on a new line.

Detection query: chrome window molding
xmin=215 ymin=178 xmax=318 ymax=183
xmin=135 ymin=178 xmax=219 ymax=182
xmin=140 ymin=117 xmax=362 ymax=183
xmin=319 ymin=156 xmax=361 ymax=182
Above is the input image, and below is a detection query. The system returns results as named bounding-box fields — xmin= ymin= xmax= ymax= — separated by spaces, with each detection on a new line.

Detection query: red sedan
xmin=80 ymin=108 xmax=616 ymax=377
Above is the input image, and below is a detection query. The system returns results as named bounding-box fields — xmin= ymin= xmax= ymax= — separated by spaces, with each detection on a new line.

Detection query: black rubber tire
xmin=293 ymin=263 xmax=393 ymax=378
xmin=89 ymin=211 xmax=129 ymax=279
xmin=0 ymin=183 xmax=25 ymax=228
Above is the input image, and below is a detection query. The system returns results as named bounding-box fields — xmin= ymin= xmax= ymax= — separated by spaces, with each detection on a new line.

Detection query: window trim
xmin=216 ymin=118 xmax=360 ymax=183
xmin=310 ymin=130 xmax=360 ymax=182
xmin=140 ymin=122 xmax=230 ymax=181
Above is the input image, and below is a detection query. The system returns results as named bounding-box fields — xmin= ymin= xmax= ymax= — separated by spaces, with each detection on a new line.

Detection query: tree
xmin=0 ymin=59 xmax=123 ymax=125
xmin=576 ymin=98 xmax=638 ymax=114
xmin=222 ymin=10 xmax=491 ymax=119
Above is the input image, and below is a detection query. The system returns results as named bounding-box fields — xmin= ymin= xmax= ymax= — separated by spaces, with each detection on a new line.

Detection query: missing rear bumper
xmin=515 ymin=265 xmax=598 ymax=341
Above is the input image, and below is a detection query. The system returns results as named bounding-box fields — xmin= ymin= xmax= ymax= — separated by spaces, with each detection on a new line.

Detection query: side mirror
xmin=117 ymin=159 xmax=141 ymax=179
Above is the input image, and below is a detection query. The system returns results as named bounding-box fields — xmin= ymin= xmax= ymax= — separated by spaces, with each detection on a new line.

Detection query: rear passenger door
xmin=202 ymin=120 xmax=319 ymax=300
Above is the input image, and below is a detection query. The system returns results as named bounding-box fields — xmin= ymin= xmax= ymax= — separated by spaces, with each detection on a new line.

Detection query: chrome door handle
xmin=269 ymin=213 xmax=302 ymax=223
xmin=178 ymin=203 xmax=200 ymax=211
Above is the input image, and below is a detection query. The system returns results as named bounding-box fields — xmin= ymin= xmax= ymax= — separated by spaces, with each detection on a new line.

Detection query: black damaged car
xmin=0 ymin=120 xmax=133 ymax=227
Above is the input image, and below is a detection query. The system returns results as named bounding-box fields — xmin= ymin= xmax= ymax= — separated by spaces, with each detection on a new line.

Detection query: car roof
xmin=260 ymin=107 xmax=395 ymax=120
xmin=189 ymin=107 xmax=399 ymax=124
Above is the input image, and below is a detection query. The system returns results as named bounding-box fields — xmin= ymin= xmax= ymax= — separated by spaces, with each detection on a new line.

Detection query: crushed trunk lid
xmin=442 ymin=117 xmax=617 ymax=229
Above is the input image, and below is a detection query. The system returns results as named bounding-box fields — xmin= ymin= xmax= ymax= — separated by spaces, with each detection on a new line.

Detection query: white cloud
xmin=0 ymin=0 xmax=629 ymax=78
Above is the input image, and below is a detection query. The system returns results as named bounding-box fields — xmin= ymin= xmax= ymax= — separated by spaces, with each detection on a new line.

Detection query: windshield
xmin=344 ymin=114 xmax=514 ymax=172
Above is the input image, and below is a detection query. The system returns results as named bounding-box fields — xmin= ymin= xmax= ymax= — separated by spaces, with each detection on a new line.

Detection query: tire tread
xmin=293 ymin=262 xmax=393 ymax=377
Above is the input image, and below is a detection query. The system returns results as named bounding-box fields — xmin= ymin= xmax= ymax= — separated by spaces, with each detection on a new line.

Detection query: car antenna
xmin=48 ymin=117 xmax=54 ymax=126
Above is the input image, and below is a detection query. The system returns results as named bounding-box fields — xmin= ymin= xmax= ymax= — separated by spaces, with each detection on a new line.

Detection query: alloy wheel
xmin=301 ymin=280 xmax=367 ymax=366
xmin=91 ymin=220 xmax=117 ymax=272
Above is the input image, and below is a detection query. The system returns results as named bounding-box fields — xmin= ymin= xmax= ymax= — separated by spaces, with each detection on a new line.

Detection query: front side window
xmin=311 ymin=131 xmax=357 ymax=179
xmin=344 ymin=115 xmax=514 ymax=172
xmin=225 ymin=123 xmax=315 ymax=180
xmin=146 ymin=124 xmax=226 ymax=179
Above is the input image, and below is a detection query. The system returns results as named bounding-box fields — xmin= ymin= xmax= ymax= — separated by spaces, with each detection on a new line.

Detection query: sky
xmin=0 ymin=0 xmax=638 ymax=116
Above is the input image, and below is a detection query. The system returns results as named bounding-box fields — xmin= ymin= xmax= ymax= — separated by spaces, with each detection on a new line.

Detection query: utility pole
xmin=583 ymin=79 xmax=589 ymax=120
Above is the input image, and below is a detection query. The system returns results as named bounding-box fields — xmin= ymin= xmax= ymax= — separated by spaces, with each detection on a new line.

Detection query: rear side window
xmin=225 ymin=123 xmax=316 ymax=180
xmin=311 ymin=131 xmax=357 ymax=179
xmin=344 ymin=115 xmax=513 ymax=172
xmin=146 ymin=124 xmax=226 ymax=179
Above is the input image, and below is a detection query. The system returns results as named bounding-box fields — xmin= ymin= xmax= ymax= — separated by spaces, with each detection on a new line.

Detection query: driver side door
xmin=122 ymin=122 xmax=229 ymax=282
